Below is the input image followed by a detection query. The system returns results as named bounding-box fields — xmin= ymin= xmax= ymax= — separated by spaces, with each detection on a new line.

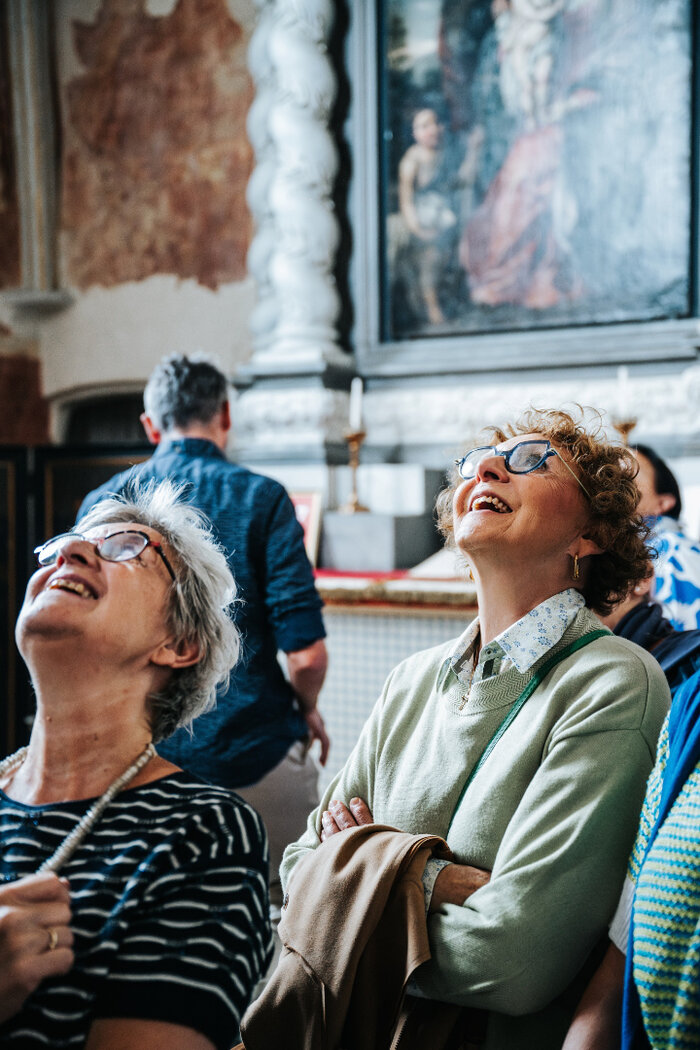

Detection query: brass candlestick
xmin=612 ymin=418 xmax=638 ymax=446
xmin=339 ymin=430 xmax=369 ymax=513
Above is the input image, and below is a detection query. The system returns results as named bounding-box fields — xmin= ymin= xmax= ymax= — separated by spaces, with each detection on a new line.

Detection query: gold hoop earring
xmin=572 ymin=554 xmax=580 ymax=580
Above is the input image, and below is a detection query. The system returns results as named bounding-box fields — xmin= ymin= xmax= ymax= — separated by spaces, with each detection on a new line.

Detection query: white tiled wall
xmin=317 ymin=608 xmax=475 ymax=791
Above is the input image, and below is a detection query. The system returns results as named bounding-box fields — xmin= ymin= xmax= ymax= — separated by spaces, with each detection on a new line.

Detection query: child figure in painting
xmin=397 ymin=108 xmax=457 ymax=325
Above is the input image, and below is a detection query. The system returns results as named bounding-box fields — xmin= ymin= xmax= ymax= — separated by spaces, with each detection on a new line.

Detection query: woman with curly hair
xmin=280 ymin=408 xmax=670 ymax=1050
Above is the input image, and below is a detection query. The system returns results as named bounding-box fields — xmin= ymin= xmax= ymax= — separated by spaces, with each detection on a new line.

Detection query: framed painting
xmin=352 ymin=0 xmax=697 ymax=372
xmin=290 ymin=491 xmax=323 ymax=568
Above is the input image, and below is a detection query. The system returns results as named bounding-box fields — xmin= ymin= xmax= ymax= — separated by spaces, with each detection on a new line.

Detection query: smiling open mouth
xmin=471 ymin=495 xmax=512 ymax=514
xmin=48 ymin=579 xmax=97 ymax=600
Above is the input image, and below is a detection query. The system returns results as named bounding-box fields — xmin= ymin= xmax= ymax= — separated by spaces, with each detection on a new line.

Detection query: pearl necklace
xmin=0 ymin=742 xmax=156 ymax=874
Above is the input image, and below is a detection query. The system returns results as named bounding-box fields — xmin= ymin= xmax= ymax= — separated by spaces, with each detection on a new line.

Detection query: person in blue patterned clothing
xmin=0 ymin=481 xmax=271 ymax=1049
xmin=563 ymin=668 xmax=700 ymax=1050
xmin=564 ymin=560 xmax=700 ymax=1049
xmin=632 ymin=444 xmax=700 ymax=631
xmin=76 ymin=354 xmax=328 ymax=917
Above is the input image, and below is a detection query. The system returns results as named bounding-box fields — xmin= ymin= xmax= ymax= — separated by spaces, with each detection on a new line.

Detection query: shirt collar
xmin=495 ymin=588 xmax=586 ymax=672
xmin=154 ymin=437 xmax=226 ymax=461
xmin=448 ymin=588 xmax=585 ymax=678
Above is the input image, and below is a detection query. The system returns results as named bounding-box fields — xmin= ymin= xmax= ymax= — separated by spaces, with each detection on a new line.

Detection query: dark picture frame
xmin=351 ymin=0 xmax=699 ymax=375
xmin=290 ymin=491 xmax=323 ymax=568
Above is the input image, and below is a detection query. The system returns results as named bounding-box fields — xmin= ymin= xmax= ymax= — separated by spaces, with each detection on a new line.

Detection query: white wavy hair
xmin=78 ymin=479 xmax=239 ymax=741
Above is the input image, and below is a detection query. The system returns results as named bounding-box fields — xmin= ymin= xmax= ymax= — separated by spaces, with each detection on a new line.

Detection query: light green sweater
xmin=281 ymin=607 xmax=669 ymax=1050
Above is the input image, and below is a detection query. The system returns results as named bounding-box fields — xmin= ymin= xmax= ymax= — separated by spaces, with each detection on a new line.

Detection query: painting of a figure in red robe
xmin=381 ymin=0 xmax=692 ymax=341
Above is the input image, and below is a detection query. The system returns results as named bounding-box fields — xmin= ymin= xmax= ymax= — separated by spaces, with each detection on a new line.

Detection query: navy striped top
xmin=0 ymin=772 xmax=272 ymax=1048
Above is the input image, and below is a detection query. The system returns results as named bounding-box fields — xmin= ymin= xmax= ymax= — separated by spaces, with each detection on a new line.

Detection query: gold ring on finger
xmin=46 ymin=927 xmax=59 ymax=952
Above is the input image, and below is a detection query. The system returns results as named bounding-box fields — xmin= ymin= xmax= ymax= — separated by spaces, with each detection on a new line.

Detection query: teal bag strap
xmin=447 ymin=628 xmax=608 ymax=836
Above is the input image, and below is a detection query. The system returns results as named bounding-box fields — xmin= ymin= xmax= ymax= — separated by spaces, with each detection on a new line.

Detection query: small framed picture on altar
xmin=376 ymin=0 xmax=693 ymax=345
xmin=290 ymin=491 xmax=323 ymax=568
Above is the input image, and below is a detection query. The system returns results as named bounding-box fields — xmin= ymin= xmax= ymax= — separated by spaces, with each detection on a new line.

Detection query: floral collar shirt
xmin=448 ymin=587 xmax=587 ymax=694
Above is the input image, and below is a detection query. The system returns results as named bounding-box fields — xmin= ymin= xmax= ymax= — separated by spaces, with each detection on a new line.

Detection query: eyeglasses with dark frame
xmin=34 ymin=530 xmax=177 ymax=582
xmin=456 ymin=440 xmax=591 ymax=498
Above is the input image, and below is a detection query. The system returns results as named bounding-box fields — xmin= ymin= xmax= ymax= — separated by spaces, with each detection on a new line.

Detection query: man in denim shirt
xmin=77 ymin=354 xmax=329 ymax=910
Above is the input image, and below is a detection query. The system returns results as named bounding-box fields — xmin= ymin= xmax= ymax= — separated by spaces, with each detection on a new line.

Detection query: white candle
xmin=616 ymin=365 xmax=629 ymax=419
xmin=349 ymin=377 xmax=363 ymax=431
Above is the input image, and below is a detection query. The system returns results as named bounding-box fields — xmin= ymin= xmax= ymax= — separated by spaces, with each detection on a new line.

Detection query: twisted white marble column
xmin=246 ymin=0 xmax=345 ymax=368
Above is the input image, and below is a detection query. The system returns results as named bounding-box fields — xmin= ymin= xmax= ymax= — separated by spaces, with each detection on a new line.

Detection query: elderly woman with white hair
xmin=0 ymin=482 xmax=271 ymax=1049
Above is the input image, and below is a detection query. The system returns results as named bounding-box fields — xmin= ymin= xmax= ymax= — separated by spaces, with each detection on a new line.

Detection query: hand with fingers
xmin=318 ymin=799 xmax=491 ymax=908
xmin=320 ymin=797 xmax=374 ymax=842
xmin=303 ymin=708 xmax=331 ymax=767
xmin=0 ymin=872 xmax=74 ymax=1024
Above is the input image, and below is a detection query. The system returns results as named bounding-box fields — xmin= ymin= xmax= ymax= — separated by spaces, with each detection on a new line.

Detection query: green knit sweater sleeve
xmin=279 ymin=658 xmax=404 ymax=892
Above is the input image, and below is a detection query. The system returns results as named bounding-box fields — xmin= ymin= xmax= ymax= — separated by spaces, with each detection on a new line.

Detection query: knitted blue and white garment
xmin=623 ymin=674 xmax=700 ymax=1049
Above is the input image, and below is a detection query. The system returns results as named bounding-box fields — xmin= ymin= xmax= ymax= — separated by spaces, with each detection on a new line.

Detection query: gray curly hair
xmin=78 ymin=479 xmax=239 ymax=742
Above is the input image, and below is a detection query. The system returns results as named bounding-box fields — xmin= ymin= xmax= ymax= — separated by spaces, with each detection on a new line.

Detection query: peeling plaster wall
xmin=40 ymin=0 xmax=258 ymax=403
xmin=40 ymin=276 xmax=257 ymax=402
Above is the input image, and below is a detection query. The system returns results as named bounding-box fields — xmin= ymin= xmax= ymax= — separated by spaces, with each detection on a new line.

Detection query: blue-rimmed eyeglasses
xmin=456 ymin=440 xmax=590 ymax=498
xmin=34 ymin=530 xmax=177 ymax=582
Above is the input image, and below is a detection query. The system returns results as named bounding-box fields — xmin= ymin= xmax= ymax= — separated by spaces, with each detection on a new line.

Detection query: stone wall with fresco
xmin=60 ymin=0 xmax=253 ymax=291
xmin=3 ymin=0 xmax=261 ymax=411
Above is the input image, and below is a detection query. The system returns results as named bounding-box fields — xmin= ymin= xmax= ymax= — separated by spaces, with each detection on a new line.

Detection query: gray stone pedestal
xmin=319 ymin=511 xmax=441 ymax=572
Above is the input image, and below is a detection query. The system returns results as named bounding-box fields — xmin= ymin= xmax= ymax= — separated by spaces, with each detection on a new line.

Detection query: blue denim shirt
xmin=77 ymin=438 xmax=326 ymax=787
